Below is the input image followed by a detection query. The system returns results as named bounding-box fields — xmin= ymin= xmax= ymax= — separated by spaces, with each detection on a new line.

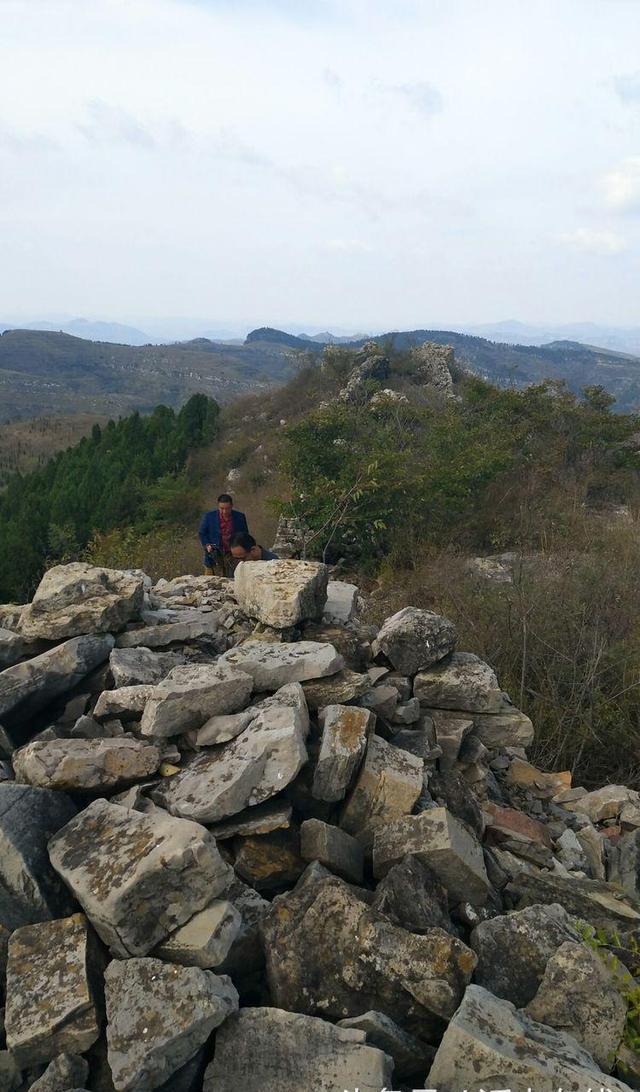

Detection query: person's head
xmin=230 ymin=531 xmax=260 ymax=560
xmin=217 ymin=493 xmax=233 ymax=515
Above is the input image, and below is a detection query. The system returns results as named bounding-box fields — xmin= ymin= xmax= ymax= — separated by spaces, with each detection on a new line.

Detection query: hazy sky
xmin=3 ymin=0 xmax=640 ymax=329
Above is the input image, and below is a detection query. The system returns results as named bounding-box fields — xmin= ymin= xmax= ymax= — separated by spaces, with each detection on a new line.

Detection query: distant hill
xmin=242 ymin=326 xmax=640 ymax=410
xmin=1 ymin=318 xmax=153 ymax=345
xmin=0 ymin=329 xmax=303 ymax=422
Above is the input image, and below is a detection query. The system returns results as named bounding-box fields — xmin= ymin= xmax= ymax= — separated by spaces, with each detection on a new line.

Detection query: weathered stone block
xmin=313 ymin=704 xmax=374 ymax=802
xmin=13 ymin=736 xmax=161 ymax=791
xmin=413 ymin=652 xmax=505 ymax=712
xmin=48 ymin=798 xmax=231 ymax=956
xmin=140 ymin=664 xmax=253 ymax=738
xmin=234 ymin=559 xmax=328 ymax=628
xmin=154 ymin=900 xmax=241 ymax=968
xmin=341 ymin=734 xmax=423 ymax=836
xmin=219 ymin=640 xmax=343 ymax=690
xmin=19 ymin=563 xmax=144 ymax=640
xmin=300 ymin=818 xmax=364 ymax=883
xmin=0 ymin=634 xmax=114 ymax=722
xmin=373 ymin=607 xmax=457 ymax=674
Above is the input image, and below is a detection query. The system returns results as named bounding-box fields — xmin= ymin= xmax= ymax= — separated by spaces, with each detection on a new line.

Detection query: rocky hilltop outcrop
xmin=0 ymin=559 xmax=638 ymax=1091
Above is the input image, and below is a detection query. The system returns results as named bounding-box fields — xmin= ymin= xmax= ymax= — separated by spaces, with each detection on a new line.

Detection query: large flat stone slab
xmin=0 ymin=634 xmax=114 ymax=722
xmin=109 ymin=646 xmax=183 ymax=686
xmin=373 ymin=607 xmax=457 ymax=674
xmin=0 ymin=783 xmax=77 ymax=929
xmin=115 ymin=616 xmax=221 ymax=648
xmin=427 ymin=984 xmax=632 ymax=1092
xmin=140 ymin=664 xmax=253 ymax=738
xmin=13 ymin=736 xmax=161 ymax=791
xmin=203 ymin=1008 xmax=393 ymax=1092
xmin=234 ymin=559 xmax=328 ymax=628
xmin=218 ymin=640 xmax=343 ymax=690
xmin=153 ymin=685 xmax=309 ymax=822
xmin=19 ymin=563 xmax=144 ymax=640
xmin=154 ymin=900 xmax=241 ymax=968
xmin=373 ymin=807 xmax=491 ymax=904
xmin=5 ymin=913 xmax=100 ymax=1067
xmin=48 ymin=798 xmax=231 ymax=956
xmin=105 ymin=957 xmax=238 ymax=1092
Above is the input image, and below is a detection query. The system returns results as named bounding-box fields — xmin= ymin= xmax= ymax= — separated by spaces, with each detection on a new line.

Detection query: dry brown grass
xmin=0 ymin=413 xmax=111 ymax=486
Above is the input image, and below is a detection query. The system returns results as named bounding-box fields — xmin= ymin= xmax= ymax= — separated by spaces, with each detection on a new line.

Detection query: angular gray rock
xmin=109 ymin=645 xmax=183 ymax=686
xmin=373 ymin=807 xmax=491 ymax=904
xmin=427 ymin=984 xmax=633 ymax=1092
xmin=565 ymin=783 xmax=640 ymax=823
xmin=216 ymin=879 xmax=270 ymax=982
xmin=300 ymin=818 xmax=364 ymax=883
xmin=5 ymin=913 xmax=100 ymax=1067
xmin=185 ymin=709 xmax=253 ymax=747
xmin=302 ymin=667 xmax=371 ymax=709
xmin=508 ymin=869 xmax=640 ymax=933
xmin=0 ymin=627 xmax=24 ymax=670
xmin=140 ymin=664 xmax=253 ymax=738
xmin=371 ymin=854 xmax=453 ymax=934
xmin=0 ymin=783 xmax=76 ymax=929
xmin=19 ymin=563 xmax=144 ymax=640
xmin=261 ymin=877 xmax=476 ymax=1038
xmin=0 ymin=634 xmax=114 ymax=722
xmin=152 ymin=685 xmax=309 ymax=822
xmin=116 ymin=616 xmax=221 ymax=648
xmin=468 ymin=706 xmax=535 ymax=747
xmin=340 ymin=733 xmax=423 ymax=836
xmin=208 ymin=799 xmax=292 ymax=841
xmin=218 ymin=639 xmax=343 ymax=690
xmin=104 ymin=957 xmax=238 ymax=1092
xmin=337 ymin=1011 xmax=430 ymax=1081
xmin=373 ymin=607 xmax=457 ymax=674
xmin=312 ymin=703 xmax=374 ymax=802
xmin=48 ymin=798 xmax=231 ymax=956
xmin=413 ymin=651 xmax=505 ymax=712
xmin=203 ymin=1008 xmax=393 ymax=1092
xmin=154 ymin=900 xmax=242 ymax=968
xmin=525 ymin=940 xmax=627 ymax=1071
xmin=93 ymin=684 xmax=155 ymax=720
xmin=13 ymin=736 xmax=161 ymax=791
xmin=29 ymin=1052 xmax=90 ymax=1092
xmin=323 ymin=580 xmax=359 ymax=624
xmin=234 ymin=559 xmax=329 ymax=627
xmin=469 ymin=903 xmax=581 ymax=1007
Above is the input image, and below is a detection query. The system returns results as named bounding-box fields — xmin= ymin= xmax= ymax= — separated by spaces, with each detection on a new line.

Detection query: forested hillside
xmin=0 ymin=394 xmax=219 ymax=601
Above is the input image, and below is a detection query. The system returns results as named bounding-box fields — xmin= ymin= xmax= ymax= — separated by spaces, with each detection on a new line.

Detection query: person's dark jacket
xmin=199 ymin=508 xmax=249 ymax=553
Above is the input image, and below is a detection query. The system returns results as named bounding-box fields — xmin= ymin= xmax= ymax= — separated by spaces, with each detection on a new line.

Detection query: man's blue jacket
xmin=198 ymin=508 xmax=249 ymax=551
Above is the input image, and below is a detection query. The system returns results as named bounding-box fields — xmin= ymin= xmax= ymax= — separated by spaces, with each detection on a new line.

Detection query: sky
xmin=2 ymin=0 xmax=640 ymax=331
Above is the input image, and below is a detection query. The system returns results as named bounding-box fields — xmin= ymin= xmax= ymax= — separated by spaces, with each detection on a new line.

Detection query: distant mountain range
xmin=2 ymin=323 xmax=640 ymax=424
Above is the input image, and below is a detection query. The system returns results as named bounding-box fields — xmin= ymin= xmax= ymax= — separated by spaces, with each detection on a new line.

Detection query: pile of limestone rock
xmin=0 ymin=558 xmax=639 ymax=1092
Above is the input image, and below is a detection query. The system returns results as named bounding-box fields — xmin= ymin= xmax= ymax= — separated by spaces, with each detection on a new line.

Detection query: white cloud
xmin=614 ymin=72 xmax=640 ymax=104
xmin=386 ymin=80 xmax=443 ymax=118
xmin=323 ymin=238 xmax=372 ymax=253
xmin=602 ymin=157 xmax=640 ymax=213
xmin=559 ymin=228 xmax=628 ymax=256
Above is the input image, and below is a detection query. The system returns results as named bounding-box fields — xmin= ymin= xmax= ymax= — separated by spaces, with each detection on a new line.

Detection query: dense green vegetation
xmin=0 ymin=394 xmax=219 ymax=601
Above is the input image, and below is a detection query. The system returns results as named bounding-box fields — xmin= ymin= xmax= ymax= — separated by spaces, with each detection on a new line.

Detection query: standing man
xmin=199 ymin=494 xmax=249 ymax=577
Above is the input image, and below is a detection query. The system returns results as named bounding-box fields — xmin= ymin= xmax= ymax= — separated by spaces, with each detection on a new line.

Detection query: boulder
xmin=0 ymin=628 xmax=24 ymax=670
xmin=323 ymin=580 xmax=359 ymax=624
xmin=216 ymin=879 xmax=269 ymax=982
xmin=218 ymin=640 xmax=343 ymax=690
xmin=0 ymin=634 xmax=114 ymax=722
xmin=390 ymin=697 xmax=421 ymax=724
xmin=19 ymin=563 xmax=144 ymax=640
xmin=484 ymin=800 xmax=552 ymax=847
xmin=340 ymin=733 xmax=423 ymax=836
xmin=185 ymin=709 xmax=253 ymax=747
xmin=0 ymin=783 xmax=76 ymax=929
xmin=427 ymin=984 xmax=633 ymax=1092
xmin=413 ymin=652 xmax=505 ymax=713
xmin=209 ymin=799 xmax=292 ymax=841
xmin=29 ymin=1052 xmax=90 ymax=1092
xmin=140 ymin=664 xmax=253 ymax=739
xmin=371 ymin=854 xmax=453 ymax=935
xmin=337 ymin=1011 xmax=430 ymax=1082
xmin=109 ymin=646 xmax=183 ymax=686
xmin=154 ymin=900 xmax=241 ymax=968
xmin=234 ymin=829 xmax=305 ymax=890
xmin=469 ymin=903 xmax=581 ymax=1006
xmin=152 ymin=685 xmax=309 ymax=822
xmin=373 ymin=807 xmax=491 ymax=905
xmin=94 ymin=684 xmax=155 ymax=720
xmin=5 ymin=913 xmax=100 ymax=1067
xmin=116 ymin=616 xmax=221 ymax=649
xmin=312 ymin=704 xmax=374 ymax=802
xmin=467 ymin=707 xmax=535 ymax=747
xmin=202 ymin=1007 xmax=393 ymax=1092
xmin=48 ymin=798 xmax=231 ymax=956
xmin=525 ymin=940 xmax=627 ymax=1071
xmin=104 ymin=958 xmax=238 ymax=1092
xmin=508 ymin=870 xmax=640 ymax=933
xmin=234 ymin=559 xmax=329 ymax=628
xmin=357 ymin=684 xmax=398 ymax=720
xmin=261 ymin=877 xmax=476 ymax=1038
xmin=614 ymin=827 xmax=640 ymax=897
xmin=433 ymin=714 xmax=473 ymax=770
xmin=300 ymin=818 xmax=364 ymax=883
xmin=302 ymin=668 xmax=371 ymax=709
xmin=565 ymin=784 xmax=640 ymax=823
xmin=13 ymin=736 xmax=161 ymax=791
xmin=373 ymin=607 xmax=457 ymax=674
